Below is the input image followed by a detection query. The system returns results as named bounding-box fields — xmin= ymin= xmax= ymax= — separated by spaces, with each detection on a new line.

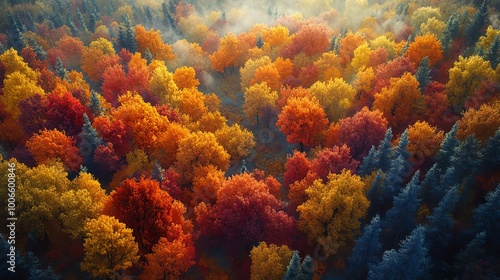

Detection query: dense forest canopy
xmin=0 ymin=0 xmax=499 ymax=279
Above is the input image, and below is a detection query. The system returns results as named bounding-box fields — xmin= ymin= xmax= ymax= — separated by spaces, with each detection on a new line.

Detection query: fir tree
xmin=0 ymin=42 xmax=6 ymax=54
xmin=377 ymin=128 xmax=393 ymax=172
xmin=415 ymin=56 xmax=431 ymax=91
xmin=367 ymin=170 xmax=387 ymax=211
xmin=384 ymin=171 xmax=421 ymax=244
xmin=256 ymin=34 xmax=264 ymax=49
xmin=400 ymin=35 xmax=412 ymax=55
xmin=391 ymin=129 xmax=412 ymax=175
xmin=76 ymin=8 xmax=87 ymax=31
xmin=442 ymin=14 xmax=459 ymax=51
xmin=78 ymin=113 xmax=103 ymax=167
xmin=89 ymin=90 xmax=104 ymax=117
xmin=347 ymin=215 xmax=383 ymax=280
xmin=144 ymin=48 xmax=153 ymax=64
xmin=283 ymin=251 xmax=301 ymax=280
xmin=151 ymin=160 xmax=164 ymax=183
xmin=25 ymin=11 xmax=36 ymax=32
xmin=384 ymin=155 xmax=405 ymax=196
xmin=118 ymin=14 xmax=137 ymax=53
xmin=421 ymin=163 xmax=441 ymax=203
xmin=89 ymin=12 xmax=97 ymax=32
xmin=454 ymin=231 xmax=486 ymax=274
xmin=472 ymin=185 xmax=500 ymax=249
xmin=301 ymin=255 xmax=315 ymax=280
xmin=55 ymin=56 xmax=69 ymax=79
xmin=433 ymin=167 xmax=457 ymax=203
xmin=27 ymin=37 xmax=47 ymax=60
xmin=369 ymin=227 xmax=429 ymax=280
xmin=485 ymin=35 xmax=500 ymax=68
xmin=435 ymin=123 xmax=459 ymax=170
xmin=359 ymin=146 xmax=378 ymax=177
xmin=480 ymin=129 xmax=500 ymax=172
xmin=450 ymin=135 xmax=481 ymax=188
xmin=427 ymin=185 xmax=459 ymax=249
xmin=465 ymin=0 xmax=488 ymax=46
xmin=9 ymin=24 xmax=26 ymax=51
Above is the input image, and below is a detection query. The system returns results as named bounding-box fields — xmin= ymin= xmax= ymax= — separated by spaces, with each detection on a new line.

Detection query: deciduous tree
xmin=250 ymin=242 xmax=293 ymax=280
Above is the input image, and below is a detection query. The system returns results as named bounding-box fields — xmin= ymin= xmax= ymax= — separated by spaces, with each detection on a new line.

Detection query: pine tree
xmin=384 ymin=171 xmax=421 ymax=244
xmin=301 ymin=255 xmax=315 ymax=280
xmin=485 ymin=35 xmax=499 ymax=68
xmin=367 ymin=170 xmax=387 ymax=211
xmin=384 ymin=155 xmax=405 ymax=196
xmin=369 ymin=227 xmax=429 ymax=280
xmin=55 ymin=56 xmax=69 ymax=79
xmin=26 ymin=12 xmax=36 ymax=32
xmin=433 ymin=167 xmax=456 ymax=203
xmin=472 ymin=185 xmax=500 ymax=249
xmin=480 ymin=129 xmax=500 ymax=172
xmin=359 ymin=146 xmax=378 ymax=177
xmin=454 ymin=231 xmax=486 ymax=274
xmin=89 ymin=90 xmax=104 ymax=117
xmin=391 ymin=129 xmax=412 ymax=175
xmin=76 ymin=8 xmax=87 ymax=31
xmin=427 ymin=185 xmax=459 ymax=249
xmin=347 ymin=215 xmax=383 ymax=280
xmin=435 ymin=123 xmax=459 ymax=170
xmin=118 ymin=14 xmax=137 ymax=53
xmin=400 ymin=35 xmax=412 ymax=55
xmin=283 ymin=251 xmax=301 ymax=280
xmin=442 ymin=14 xmax=459 ymax=52
xmin=450 ymin=135 xmax=481 ymax=188
xmin=79 ymin=114 xmax=103 ymax=167
xmin=421 ymin=163 xmax=441 ymax=203
xmin=27 ymin=37 xmax=47 ymax=60
xmin=256 ymin=34 xmax=264 ymax=49
xmin=144 ymin=48 xmax=153 ymax=64
xmin=89 ymin=12 xmax=97 ymax=32
xmin=415 ymin=56 xmax=431 ymax=91
xmin=377 ymin=128 xmax=393 ymax=172
xmin=465 ymin=0 xmax=488 ymax=46
xmin=151 ymin=160 xmax=164 ymax=183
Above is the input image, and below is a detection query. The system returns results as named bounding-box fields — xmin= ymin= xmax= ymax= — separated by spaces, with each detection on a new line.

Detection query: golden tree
xmin=243 ymin=82 xmax=278 ymax=125
xmin=298 ymin=170 xmax=369 ymax=256
xmin=250 ymin=242 xmax=293 ymax=280
xmin=81 ymin=215 xmax=139 ymax=279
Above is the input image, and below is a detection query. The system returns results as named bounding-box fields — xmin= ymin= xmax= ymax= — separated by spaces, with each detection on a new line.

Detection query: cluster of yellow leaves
xmin=457 ymin=101 xmax=500 ymax=143
xmin=175 ymin=131 xmax=230 ymax=184
xmin=215 ymin=123 xmax=256 ymax=161
xmin=309 ymin=78 xmax=356 ymax=122
xmin=298 ymin=170 xmax=369 ymax=256
xmin=243 ymin=82 xmax=279 ymax=125
xmin=476 ymin=26 xmax=500 ymax=52
xmin=250 ymin=242 xmax=293 ymax=280
xmin=173 ymin=66 xmax=200 ymax=89
xmin=191 ymin=165 xmax=225 ymax=206
xmin=373 ymin=73 xmax=424 ymax=128
xmin=210 ymin=33 xmax=243 ymax=72
xmin=407 ymin=121 xmax=445 ymax=162
xmin=81 ymin=215 xmax=139 ymax=279
xmin=149 ymin=64 xmax=180 ymax=106
xmin=446 ymin=55 xmax=496 ymax=107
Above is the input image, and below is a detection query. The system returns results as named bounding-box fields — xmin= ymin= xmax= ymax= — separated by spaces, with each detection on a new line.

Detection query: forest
xmin=0 ymin=0 xmax=499 ymax=279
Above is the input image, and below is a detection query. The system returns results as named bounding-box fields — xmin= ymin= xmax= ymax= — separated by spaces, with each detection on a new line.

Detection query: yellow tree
xmin=309 ymin=78 xmax=356 ymax=122
xmin=240 ymin=56 xmax=273 ymax=90
xmin=17 ymin=163 xmax=70 ymax=239
xmin=215 ymin=123 xmax=256 ymax=161
xmin=59 ymin=173 xmax=107 ymax=239
xmin=250 ymin=242 xmax=293 ymax=280
xmin=373 ymin=73 xmax=424 ymax=128
xmin=446 ymin=55 xmax=496 ymax=107
xmin=149 ymin=64 xmax=180 ymax=106
xmin=191 ymin=165 xmax=226 ymax=207
xmin=351 ymin=43 xmax=372 ymax=71
xmin=314 ymin=51 xmax=343 ymax=81
xmin=298 ymin=170 xmax=369 ymax=256
xmin=251 ymin=64 xmax=282 ymax=92
xmin=0 ymin=48 xmax=38 ymax=81
xmin=1 ymin=71 xmax=44 ymax=117
xmin=81 ymin=215 xmax=139 ymax=279
xmin=175 ymin=131 xmax=230 ymax=184
xmin=457 ymin=101 xmax=500 ymax=143
xmin=243 ymin=82 xmax=278 ymax=125
xmin=407 ymin=121 xmax=444 ymax=163
xmin=178 ymin=88 xmax=209 ymax=123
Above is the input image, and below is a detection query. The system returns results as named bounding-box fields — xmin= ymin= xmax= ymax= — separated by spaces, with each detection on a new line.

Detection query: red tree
xmin=44 ymin=91 xmax=85 ymax=136
xmin=283 ymin=150 xmax=311 ymax=187
xmin=311 ymin=144 xmax=359 ymax=182
xmin=195 ymin=173 xmax=295 ymax=246
xmin=104 ymin=177 xmax=193 ymax=253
